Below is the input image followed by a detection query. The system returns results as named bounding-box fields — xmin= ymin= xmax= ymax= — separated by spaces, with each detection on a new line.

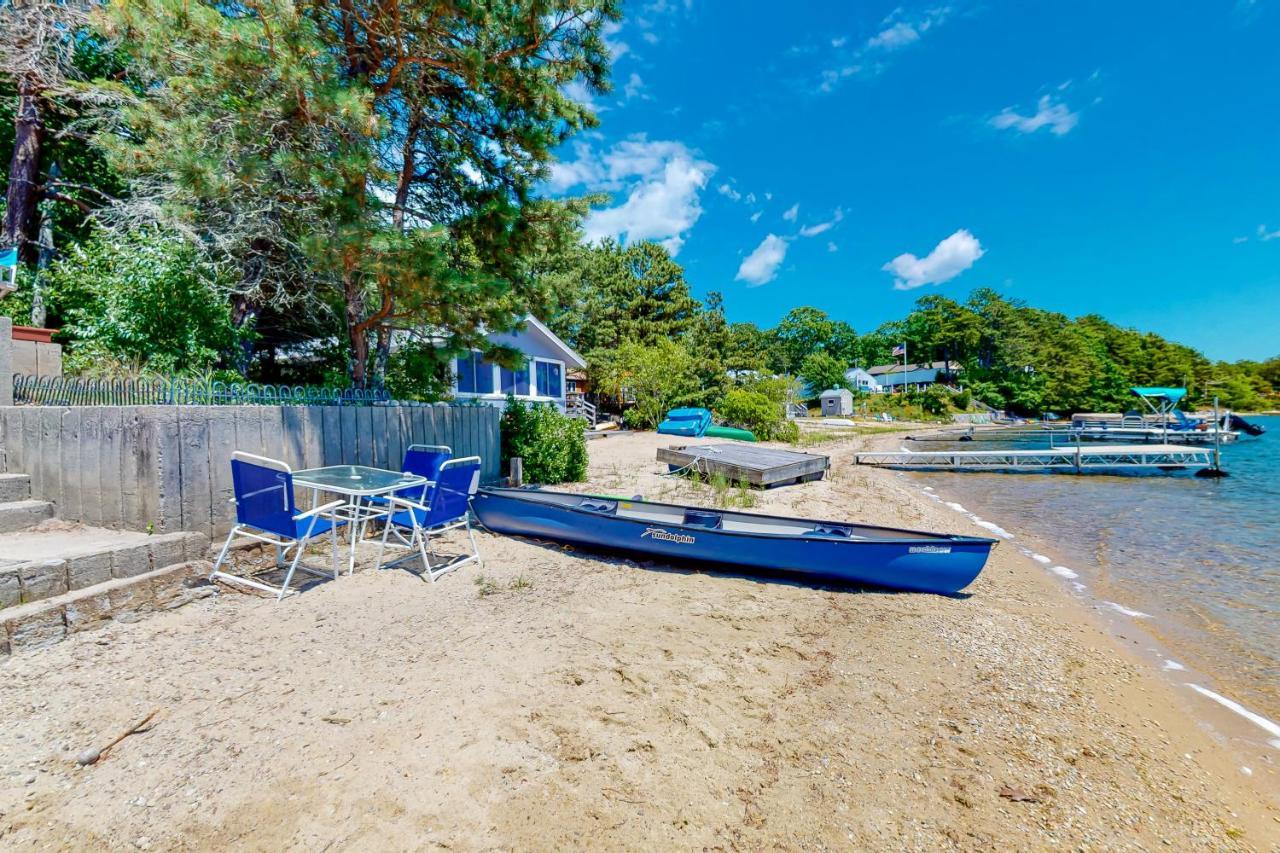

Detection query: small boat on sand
xmin=471 ymin=488 xmax=996 ymax=594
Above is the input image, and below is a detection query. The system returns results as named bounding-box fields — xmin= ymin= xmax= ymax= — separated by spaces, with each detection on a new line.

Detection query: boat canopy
xmin=1129 ymin=386 xmax=1186 ymax=405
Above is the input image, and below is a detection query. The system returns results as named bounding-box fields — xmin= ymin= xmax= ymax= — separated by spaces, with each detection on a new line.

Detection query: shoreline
xmin=0 ymin=429 xmax=1276 ymax=848
xmin=857 ymin=427 xmax=1280 ymax=783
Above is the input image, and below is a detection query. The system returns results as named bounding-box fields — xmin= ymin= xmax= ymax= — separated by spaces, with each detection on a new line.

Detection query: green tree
xmin=99 ymin=0 xmax=619 ymax=387
xmin=798 ymin=351 xmax=847 ymax=396
xmin=546 ymin=240 xmax=701 ymax=353
xmin=588 ymin=338 xmax=701 ymax=429
xmin=46 ymin=228 xmax=235 ymax=374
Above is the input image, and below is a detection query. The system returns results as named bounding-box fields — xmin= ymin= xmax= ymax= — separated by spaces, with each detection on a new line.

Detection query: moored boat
xmin=471 ymin=487 xmax=997 ymax=594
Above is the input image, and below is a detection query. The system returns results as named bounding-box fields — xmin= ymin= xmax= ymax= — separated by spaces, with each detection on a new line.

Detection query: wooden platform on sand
xmin=657 ymin=444 xmax=830 ymax=488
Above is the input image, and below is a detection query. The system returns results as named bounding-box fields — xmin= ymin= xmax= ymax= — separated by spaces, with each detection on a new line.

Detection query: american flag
xmin=891 ymin=343 xmax=906 ymax=357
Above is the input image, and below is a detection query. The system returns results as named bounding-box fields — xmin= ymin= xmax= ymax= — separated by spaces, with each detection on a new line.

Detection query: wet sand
xmin=0 ymin=430 xmax=1276 ymax=850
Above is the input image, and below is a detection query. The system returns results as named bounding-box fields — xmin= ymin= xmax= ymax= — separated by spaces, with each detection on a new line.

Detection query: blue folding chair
xmin=209 ymin=452 xmax=346 ymax=599
xmin=374 ymin=456 xmax=483 ymax=582
xmin=367 ymin=444 xmax=451 ymax=508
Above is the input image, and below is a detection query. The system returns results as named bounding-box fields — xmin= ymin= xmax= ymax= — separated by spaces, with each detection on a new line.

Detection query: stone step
xmin=0 ymin=530 xmax=209 ymax=609
xmin=0 ymin=499 xmax=54 ymax=534
xmin=1 ymin=560 xmax=215 ymax=656
xmin=0 ymin=473 xmax=31 ymax=503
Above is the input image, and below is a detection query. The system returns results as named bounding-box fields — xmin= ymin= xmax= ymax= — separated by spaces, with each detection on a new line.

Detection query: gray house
xmin=450 ymin=315 xmax=587 ymax=411
xmin=867 ymin=361 xmax=962 ymax=393
xmin=820 ymin=387 xmax=854 ymax=416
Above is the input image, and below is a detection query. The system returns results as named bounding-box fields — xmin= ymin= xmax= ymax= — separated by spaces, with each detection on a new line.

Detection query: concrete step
xmin=1 ymin=560 xmax=215 ymax=656
xmin=0 ymin=473 xmax=31 ymax=503
xmin=0 ymin=529 xmax=209 ymax=608
xmin=0 ymin=499 xmax=54 ymax=534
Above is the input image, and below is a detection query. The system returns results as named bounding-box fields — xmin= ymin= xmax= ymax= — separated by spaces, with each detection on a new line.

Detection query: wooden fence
xmin=0 ymin=404 xmax=500 ymax=539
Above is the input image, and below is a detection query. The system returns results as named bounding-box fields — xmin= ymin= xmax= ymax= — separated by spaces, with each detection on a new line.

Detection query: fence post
xmin=0 ymin=316 xmax=12 ymax=406
xmin=509 ymin=457 xmax=523 ymax=487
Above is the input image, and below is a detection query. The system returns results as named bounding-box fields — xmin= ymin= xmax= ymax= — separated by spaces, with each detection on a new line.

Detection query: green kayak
xmin=704 ymin=424 xmax=757 ymax=442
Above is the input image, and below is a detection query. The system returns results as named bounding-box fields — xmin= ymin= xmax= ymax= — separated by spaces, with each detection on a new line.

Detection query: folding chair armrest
xmin=387 ymin=495 xmax=430 ymax=514
xmin=294 ymin=499 xmax=345 ymax=521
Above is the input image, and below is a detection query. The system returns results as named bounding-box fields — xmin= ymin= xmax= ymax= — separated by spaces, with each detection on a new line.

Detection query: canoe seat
xmin=803 ymin=524 xmax=853 ymax=539
xmin=682 ymin=509 xmax=723 ymax=530
xmin=578 ymin=499 xmax=618 ymax=515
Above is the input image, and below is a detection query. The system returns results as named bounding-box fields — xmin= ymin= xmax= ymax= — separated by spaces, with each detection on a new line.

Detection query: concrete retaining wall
xmin=0 ymin=404 xmax=500 ymax=539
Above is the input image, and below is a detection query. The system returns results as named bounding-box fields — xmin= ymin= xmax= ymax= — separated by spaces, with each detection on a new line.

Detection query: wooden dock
xmin=855 ymin=443 xmax=1213 ymax=473
xmin=657 ymin=444 xmax=830 ymax=487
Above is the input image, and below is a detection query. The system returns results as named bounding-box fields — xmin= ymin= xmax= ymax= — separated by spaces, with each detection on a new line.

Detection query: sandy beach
xmin=0 ymin=430 xmax=1277 ymax=850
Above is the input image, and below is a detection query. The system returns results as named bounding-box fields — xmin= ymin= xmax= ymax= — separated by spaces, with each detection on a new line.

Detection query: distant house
xmin=449 ymin=315 xmax=587 ymax=411
xmin=867 ymin=361 xmax=962 ymax=393
xmin=843 ymin=367 xmax=881 ymax=394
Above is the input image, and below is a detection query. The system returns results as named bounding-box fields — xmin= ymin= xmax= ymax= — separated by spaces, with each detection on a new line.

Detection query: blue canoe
xmin=657 ymin=407 xmax=712 ymax=437
xmin=471 ymin=488 xmax=997 ymax=595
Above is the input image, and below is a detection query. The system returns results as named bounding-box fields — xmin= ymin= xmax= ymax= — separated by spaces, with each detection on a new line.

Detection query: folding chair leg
xmin=277 ymin=515 xmax=321 ymax=600
xmin=416 ymin=525 xmax=434 ymax=582
xmin=209 ymin=526 xmax=239 ymax=580
xmin=466 ymin=516 xmax=484 ymax=570
xmin=375 ymin=514 xmax=393 ymax=570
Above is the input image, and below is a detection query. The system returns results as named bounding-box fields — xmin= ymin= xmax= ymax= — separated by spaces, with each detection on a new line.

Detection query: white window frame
xmin=531 ymin=357 xmax=566 ymax=400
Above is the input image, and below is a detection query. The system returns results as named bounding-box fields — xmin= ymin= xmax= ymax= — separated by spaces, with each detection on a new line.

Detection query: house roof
xmin=515 ymin=314 xmax=587 ymax=369
xmin=866 ymin=360 xmax=961 ymax=376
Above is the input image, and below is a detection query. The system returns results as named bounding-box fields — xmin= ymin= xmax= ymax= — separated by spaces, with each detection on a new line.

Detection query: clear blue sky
xmin=545 ymin=1 xmax=1280 ymax=362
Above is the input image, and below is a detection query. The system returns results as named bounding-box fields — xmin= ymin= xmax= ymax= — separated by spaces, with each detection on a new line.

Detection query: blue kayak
xmin=472 ymin=488 xmax=997 ymax=595
xmin=657 ymin=407 xmax=711 ymax=437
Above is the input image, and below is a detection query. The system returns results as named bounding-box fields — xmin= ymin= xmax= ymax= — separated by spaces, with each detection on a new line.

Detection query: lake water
xmin=907 ymin=416 xmax=1279 ymax=742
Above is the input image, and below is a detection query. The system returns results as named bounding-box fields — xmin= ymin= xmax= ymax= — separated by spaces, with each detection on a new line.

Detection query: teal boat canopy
xmin=1130 ymin=386 xmax=1186 ymax=405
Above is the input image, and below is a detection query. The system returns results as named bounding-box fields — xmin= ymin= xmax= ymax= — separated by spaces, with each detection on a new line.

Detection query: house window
xmin=500 ymin=361 xmax=530 ymax=396
xmin=456 ymin=352 xmax=494 ymax=394
xmin=535 ymin=361 xmax=562 ymax=398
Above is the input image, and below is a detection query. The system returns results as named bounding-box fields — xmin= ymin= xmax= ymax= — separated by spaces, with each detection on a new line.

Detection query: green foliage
xmin=385 ymin=339 xmax=454 ymax=402
xmin=798 ymin=351 xmax=847 ymax=397
xmin=953 ymin=387 xmax=973 ymax=410
xmin=768 ymin=306 xmax=857 ymax=375
xmin=499 ymin=396 xmax=587 ymax=485
xmin=544 ymin=240 xmax=702 ymax=354
xmin=588 ymin=338 xmax=702 ymax=430
xmin=920 ymin=384 xmax=954 ymax=415
xmin=715 ymin=389 xmax=797 ymax=442
xmin=44 ymin=230 xmax=236 ymax=374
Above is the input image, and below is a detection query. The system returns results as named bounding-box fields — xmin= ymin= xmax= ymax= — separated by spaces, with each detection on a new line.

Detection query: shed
xmin=819 ymin=387 xmax=853 ymax=416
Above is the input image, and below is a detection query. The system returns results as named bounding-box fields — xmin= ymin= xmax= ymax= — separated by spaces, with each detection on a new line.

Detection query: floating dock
xmin=658 ymin=443 xmax=829 ymax=487
xmin=855 ymin=443 xmax=1213 ymax=473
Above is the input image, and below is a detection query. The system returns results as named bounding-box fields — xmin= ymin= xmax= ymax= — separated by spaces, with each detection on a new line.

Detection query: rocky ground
xmin=0 ymin=430 xmax=1276 ymax=850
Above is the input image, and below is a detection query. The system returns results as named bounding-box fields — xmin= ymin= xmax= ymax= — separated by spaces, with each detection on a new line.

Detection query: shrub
xmin=920 ymin=384 xmax=953 ymax=415
xmin=47 ymin=230 xmax=237 ymax=375
xmin=588 ymin=338 xmax=701 ymax=430
xmin=953 ymin=387 xmax=973 ymax=410
xmin=715 ymin=388 xmax=798 ymax=442
xmin=500 ymin=395 xmax=588 ymax=484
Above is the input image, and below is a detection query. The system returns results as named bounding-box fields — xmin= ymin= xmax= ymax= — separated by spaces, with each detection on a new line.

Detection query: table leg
xmin=347 ymin=494 xmax=360 ymax=575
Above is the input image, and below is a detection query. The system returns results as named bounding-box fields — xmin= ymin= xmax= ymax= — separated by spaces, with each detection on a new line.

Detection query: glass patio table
xmin=293 ymin=465 xmax=431 ymax=575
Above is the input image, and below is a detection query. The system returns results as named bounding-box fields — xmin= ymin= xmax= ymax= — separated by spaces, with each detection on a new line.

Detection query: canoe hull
xmin=472 ymin=489 xmax=994 ymax=595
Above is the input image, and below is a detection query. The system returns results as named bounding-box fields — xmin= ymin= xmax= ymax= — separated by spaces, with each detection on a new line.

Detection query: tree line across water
xmin=2 ymin=1 xmax=1275 ymax=417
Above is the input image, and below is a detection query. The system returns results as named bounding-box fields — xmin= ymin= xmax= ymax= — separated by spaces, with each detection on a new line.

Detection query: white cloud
xmin=1258 ymin=224 xmax=1280 ymax=241
xmin=799 ymin=207 xmax=843 ymax=237
xmin=641 ymin=31 xmax=659 ymax=45
xmin=717 ymin=183 xmax=742 ymax=202
xmin=749 ymin=211 xmax=762 ymax=223
xmin=1233 ymin=235 xmax=1249 ymax=244
xmin=882 ymin=229 xmax=985 ymax=290
xmin=816 ymin=7 xmax=950 ymax=94
xmin=782 ymin=203 xmax=799 ymax=222
xmin=622 ymin=72 xmax=647 ymax=100
xmin=991 ymin=94 xmax=1079 ymax=136
xmin=736 ymin=234 xmax=789 ymax=286
xmin=866 ymin=7 xmax=950 ymax=52
xmin=549 ymin=136 xmax=714 ymax=256
xmin=827 ymin=241 xmax=839 ymax=252
xmin=602 ymin=20 xmax=630 ymax=62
